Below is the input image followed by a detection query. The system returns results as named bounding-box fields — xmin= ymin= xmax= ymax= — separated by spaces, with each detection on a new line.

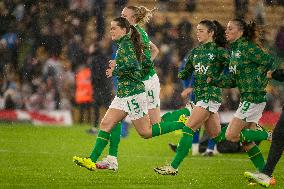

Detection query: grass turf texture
xmin=0 ymin=123 xmax=283 ymax=189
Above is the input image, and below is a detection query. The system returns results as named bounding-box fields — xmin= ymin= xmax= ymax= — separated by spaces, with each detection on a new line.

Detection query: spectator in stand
xmin=252 ymin=0 xmax=266 ymax=26
xmin=2 ymin=69 xmax=22 ymax=110
xmin=44 ymin=76 xmax=59 ymax=110
xmin=75 ymin=64 xmax=93 ymax=124
xmin=67 ymin=34 xmax=86 ymax=71
xmin=161 ymin=17 xmax=174 ymax=44
xmin=156 ymin=44 xmax=172 ymax=84
xmin=58 ymin=57 xmax=75 ymax=110
xmin=43 ymin=54 xmax=63 ymax=82
xmin=69 ymin=0 xmax=91 ymax=24
xmin=176 ymin=17 xmax=194 ymax=60
xmin=40 ymin=21 xmax=63 ymax=60
xmin=114 ymin=0 xmax=128 ymax=16
xmin=1 ymin=22 xmax=19 ymax=71
xmin=43 ymin=50 xmax=65 ymax=110
xmin=93 ymin=0 xmax=106 ymax=41
xmin=21 ymin=55 xmax=42 ymax=83
xmin=0 ymin=2 xmax=10 ymax=35
xmin=186 ymin=0 xmax=196 ymax=12
xmin=24 ymin=78 xmax=46 ymax=111
xmin=279 ymin=0 xmax=284 ymax=6
xmin=145 ymin=15 xmax=161 ymax=38
xmin=27 ymin=4 xmax=41 ymax=54
xmin=87 ymin=40 xmax=113 ymax=134
xmin=235 ymin=0 xmax=249 ymax=19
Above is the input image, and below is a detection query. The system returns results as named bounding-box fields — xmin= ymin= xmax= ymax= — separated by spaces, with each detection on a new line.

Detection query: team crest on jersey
xmin=208 ymin=53 xmax=214 ymax=60
xmin=193 ymin=54 xmax=197 ymax=61
xmin=231 ymin=50 xmax=241 ymax=58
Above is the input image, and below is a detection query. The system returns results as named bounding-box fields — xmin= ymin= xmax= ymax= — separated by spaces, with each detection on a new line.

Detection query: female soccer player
xmin=96 ymin=6 xmax=192 ymax=170
xmin=209 ymin=19 xmax=274 ymax=173
xmin=154 ymin=20 xmax=229 ymax=175
xmin=169 ymin=59 xmax=217 ymax=157
xmin=73 ymin=17 xmax=187 ymax=171
xmin=244 ymin=69 xmax=284 ymax=188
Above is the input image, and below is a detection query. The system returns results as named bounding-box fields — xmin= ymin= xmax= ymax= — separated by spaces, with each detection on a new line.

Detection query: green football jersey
xmin=211 ymin=37 xmax=274 ymax=103
xmin=135 ymin=25 xmax=156 ymax=80
xmin=114 ymin=34 xmax=145 ymax=97
xmin=178 ymin=42 xmax=229 ymax=103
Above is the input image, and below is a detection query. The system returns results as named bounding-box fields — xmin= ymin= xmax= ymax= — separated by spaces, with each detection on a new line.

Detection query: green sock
xmin=212 ymin=126 xmax=227 ymax=143
xmin=171 ymin=126 xmax=194 ymax=169
xmin=240 ymin=129 xmax=269 ymax=143
xmin=109 ymin=122 xmax=122 ymax=157
xmin=212 ymin=126 xmax=269 ymax=144
xmin=161 ymin=108 xmax=190 ymax=122
xmin=90 ymin=130 xmax=110 ymax=162
xmin=152 ymin=121 xmax=185 ymax=137
xmin=247 ymin=145 xmax=266 ymax=171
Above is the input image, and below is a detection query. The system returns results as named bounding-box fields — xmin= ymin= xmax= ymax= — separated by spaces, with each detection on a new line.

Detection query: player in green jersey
xmin=73 ymin=17 xmax=188 ymax=171
xmin=154 ymin=20 xmax=229 ymax=175
xmin=244 ymin=69 xmax=283 ymax=187
xmin=210 ymin=19 xmax=274 ymax=174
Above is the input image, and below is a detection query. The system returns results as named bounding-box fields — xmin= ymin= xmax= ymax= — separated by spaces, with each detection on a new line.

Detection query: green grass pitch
xmin=0 ymin=123 xmax=283 ymax=189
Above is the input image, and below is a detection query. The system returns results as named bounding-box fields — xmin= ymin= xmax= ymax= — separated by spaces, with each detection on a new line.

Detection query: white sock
xmin=213 ymin=145 xmax=219 ymax=154
xmin=206 ymin=148 xmax=214 ymax=153
xmin=191 ymin=144 xmax=199 ymax=155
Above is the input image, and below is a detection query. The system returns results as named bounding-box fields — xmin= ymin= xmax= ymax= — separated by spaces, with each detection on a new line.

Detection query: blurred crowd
xmin=0 ymin=0 xmax=283 ymax=123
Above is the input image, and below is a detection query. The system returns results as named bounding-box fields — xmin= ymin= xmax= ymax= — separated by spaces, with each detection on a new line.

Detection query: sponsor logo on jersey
xmin=195 ymin=63 xmax=209 ymax=74
xmin=229 ymin=65 xmax=237 ymax=74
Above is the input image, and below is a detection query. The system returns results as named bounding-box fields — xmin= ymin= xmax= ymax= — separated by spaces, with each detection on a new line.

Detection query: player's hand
xmin=106 ymin=68 xmax=113 ymax=78
xmin=267 ymin=71 xmax=273 ymax=79
xmin=181 ymin=88 xmax=193 ymax=99
xmin=109 ymin=60 xmax=116 ymax=68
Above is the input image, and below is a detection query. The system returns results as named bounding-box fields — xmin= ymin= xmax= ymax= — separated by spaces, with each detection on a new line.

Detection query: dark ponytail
xmin=231 ymin=19 xmax=263 ymax=48
xmin=113 ymin=17 xmax=145 ymax=62
xmin=199 ymin=20 xmax=227 ymax=47
xmin=212 ymin=20 xmax=227 ymax=47
xmin=130 ymin=25 xmax=145 ymax=62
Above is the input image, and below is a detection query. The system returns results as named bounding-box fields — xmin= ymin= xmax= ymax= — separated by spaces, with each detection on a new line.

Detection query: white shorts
xmin=195 ymin=99 xmax=221 ymax=113
xmin=234 ymin=101 xmax=266 ymax=123
xmin=143 ymin=74 xmax=160 ymax=109
xmin=109 ymin=93 xmax=148 ymax=120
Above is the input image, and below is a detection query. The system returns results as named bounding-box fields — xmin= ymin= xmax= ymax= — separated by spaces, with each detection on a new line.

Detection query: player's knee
xmin=99 ymin=119 xmax=112 ymax=132
xmin=210 ymin=128 xmax=221 ymax=138
xmin=225 ymin=132 xmax=239 ymax=142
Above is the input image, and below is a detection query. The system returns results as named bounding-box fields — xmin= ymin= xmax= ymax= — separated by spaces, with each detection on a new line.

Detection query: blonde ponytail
xmin=127 ymin=6 xmax=157 ymax=25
